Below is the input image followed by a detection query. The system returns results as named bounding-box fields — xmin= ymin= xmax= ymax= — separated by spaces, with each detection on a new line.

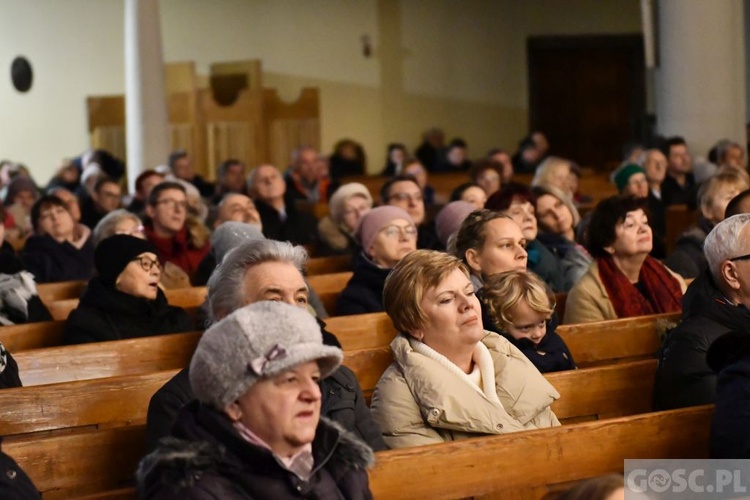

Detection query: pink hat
xmin=435 ymin=201 xmax=476 ymax=246
xmin=355 ymin=206 xmax=414 ymax=252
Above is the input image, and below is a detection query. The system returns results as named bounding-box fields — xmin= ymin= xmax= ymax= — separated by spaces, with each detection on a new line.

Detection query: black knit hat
xmin=95 ymin=234 xmax=158 ymax=286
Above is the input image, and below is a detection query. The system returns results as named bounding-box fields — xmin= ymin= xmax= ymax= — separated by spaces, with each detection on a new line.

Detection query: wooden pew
xmin=5 ymin=405 xmax=713 ymax=499
xmin=306 ymin=271 xmax=352 ymax=314
xmin=305 ymin=254 xmax=352 ymax=275
xmin=13 ymin=332 xmax=201 ymax=386
xmin=44 ymin=287 xmax=208 ymax=321
xmin=328 ymin=311 xmax=680 ymax=366
xmin=0 ymin=369 xmax=178 ymax=438
xmin=369 ymin=405 xmax=713 ymax=499
xmin=37 ymin=280 xmax=87 ymax=304
xmin=0 ymin=320 xmax=66 ymax=352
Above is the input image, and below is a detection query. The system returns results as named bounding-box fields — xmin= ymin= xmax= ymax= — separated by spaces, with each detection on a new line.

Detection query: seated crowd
xmin=2 ymin=130 xmax=750 ymax=497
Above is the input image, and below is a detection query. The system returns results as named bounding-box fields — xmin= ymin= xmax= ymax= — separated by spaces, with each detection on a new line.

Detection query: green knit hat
xmin=614 ymin=164 xmax=646 ymax=192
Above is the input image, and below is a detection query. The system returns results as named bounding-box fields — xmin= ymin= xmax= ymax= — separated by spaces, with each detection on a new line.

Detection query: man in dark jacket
xmin=146 ymin=238 xmax=386 ymax=452
xmin=247 ymin=164 xmax=318 ymax=246
xmin=653 ymin=213 xmax=750 ymax=410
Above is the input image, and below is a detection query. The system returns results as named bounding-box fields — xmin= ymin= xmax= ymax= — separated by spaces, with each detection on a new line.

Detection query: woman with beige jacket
xmin=370 ymin=250 xmax=560 ymax=449
xmin=564 ymin=195 xmax=686 ymax=324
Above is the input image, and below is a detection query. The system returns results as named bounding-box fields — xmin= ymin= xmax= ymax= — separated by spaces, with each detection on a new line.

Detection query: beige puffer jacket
xmin=370 ymin=332 xmax=561 ymax=449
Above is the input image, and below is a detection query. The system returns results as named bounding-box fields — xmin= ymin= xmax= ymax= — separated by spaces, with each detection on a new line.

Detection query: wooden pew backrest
xmin=0 ymin=320 xmax=66 ymax=352
xmin=37 ymin=280 xmax=87 ymax=304
xmin=306 ymin=255 xmax=352 ymax=275
xmin=14 ymin=331 xmax=201 ymax=386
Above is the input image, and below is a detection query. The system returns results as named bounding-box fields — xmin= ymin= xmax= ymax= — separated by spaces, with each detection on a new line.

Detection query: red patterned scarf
xmin=597 ymin=255 xmax=683 ymax=318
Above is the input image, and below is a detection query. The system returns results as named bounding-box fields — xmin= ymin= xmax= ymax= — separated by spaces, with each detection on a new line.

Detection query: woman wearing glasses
xmin=63 ymin=234 xmax=193 ymax=344
xmin=335 ymin=206 xmax=417 ymax=316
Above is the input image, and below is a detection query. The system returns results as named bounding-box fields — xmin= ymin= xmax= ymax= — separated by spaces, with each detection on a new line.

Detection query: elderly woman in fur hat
xmin=137 ymin=301 xmax=374 ymax=499
xmin=63 ymin=234 xmax=193 ymax=344
xmin=316 ymin=182 xmax=372 ymax=257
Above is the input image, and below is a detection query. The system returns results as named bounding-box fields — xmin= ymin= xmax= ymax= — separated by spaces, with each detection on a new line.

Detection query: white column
xmin=124 ymin=0 xmax=170 ymax=193
xmin=655 ymin=0 xmax=746 ymax=157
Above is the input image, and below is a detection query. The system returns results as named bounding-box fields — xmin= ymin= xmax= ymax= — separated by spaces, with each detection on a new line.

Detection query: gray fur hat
xmin=189 ymin=301 xmax=343 ymax=410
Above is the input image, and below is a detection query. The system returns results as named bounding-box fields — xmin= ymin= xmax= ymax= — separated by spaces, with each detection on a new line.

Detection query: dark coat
xmin=335 ymin=253 xmax=390 ymax=316
xmin=477 ymin=293 xmax=575 ymax=373
xmin=0 ymin=342 xmax=22 ymax=389
xmin=417 ymin=222 xmax=441 ymax=251
xmin=664 ymin=218 xmax=712 ymax=280
xmin=0 ymin=241 xmax=51 ymax=325
xmin=711 ymin=355 xmax=750 ymax=458
xmin=138 ymin=402 xmax=373 ymax=500
xmin=0 ymin=449 xmax=40 ymax=499
xmin=653 ymin=272 xmax=750 ymax=410
xmin=527 ymin=239 xmax=566 ymax=293
xmin=255 ymin=199 xmax=318 ymax=247
xmin=63 ymin=277 xmax=194 ymax=345
xmin=79 ymin=196 xmax=106 ymax=230
xmin=647 ymin=191 xmax=667 ymax=259
xmin=660 ymin=172 xmax=697 ymax=209
xmin=145 ymin=319 xmax=386 ymax=453
xmin=21 ymin=234 xmax=95 ymax=283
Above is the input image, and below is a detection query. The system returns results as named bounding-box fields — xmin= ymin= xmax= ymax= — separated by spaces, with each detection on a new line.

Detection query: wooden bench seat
xmin=37 ymin=280 xmax=87 ymax=304
xmin=306 ymin=271 xmax=352 ymax=313
xmin=0 ymin=320 xmax=66 ymax=352
xmin=5 ymin=405 xmax=712 ymax=499
xmin=305 ymin=254 xmax=352 ymax=275
xmin=0 ymin=370 xmax=178 ymax=439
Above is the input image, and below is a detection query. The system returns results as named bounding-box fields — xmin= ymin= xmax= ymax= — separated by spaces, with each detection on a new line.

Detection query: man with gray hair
xmin=145 ymin=238 xmax=386 ymax=452
xmin=653 ymin=213 xmax=750 ymax=410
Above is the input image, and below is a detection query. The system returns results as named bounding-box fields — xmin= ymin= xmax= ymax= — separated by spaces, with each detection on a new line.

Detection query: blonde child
xmin=482 ymin=270 xmax=576 ymax=372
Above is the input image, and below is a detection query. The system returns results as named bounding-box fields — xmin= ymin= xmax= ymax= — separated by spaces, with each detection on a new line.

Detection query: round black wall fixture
xmin=11 ymin=57 xmax=33 ymax=93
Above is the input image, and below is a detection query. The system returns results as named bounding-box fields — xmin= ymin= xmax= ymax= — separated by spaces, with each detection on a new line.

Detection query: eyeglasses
xmin=729 ymin=254 xmax=750 ymax=262
xmin=389 ymin=192 xmax=423 ymax=203
xmin=131 ymin=256 xmax=161 ymax=272
xmin=381 ymin=224 xmax=417 ymax=239
xmin=155 ymin=199 xmax=188 ymax=210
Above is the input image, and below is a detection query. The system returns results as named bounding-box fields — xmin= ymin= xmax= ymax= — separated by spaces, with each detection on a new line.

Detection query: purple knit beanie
xmin=355 ymin=206 xmax=414 ymax=252
xmin=435 ymin=201 xmax=476 ymax=247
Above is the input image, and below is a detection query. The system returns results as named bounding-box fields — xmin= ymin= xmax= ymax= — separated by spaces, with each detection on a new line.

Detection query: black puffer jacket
xmin=0 ymin=343 xmax=21 ymax=389
xmin=335 ymin=252 xmax=390 ymax=316
xmin=664 ymin=217 xmax=712 ymax=280
xmin=653 ymin=272 xmax=750 ymax=410
xmin=710 ymin=355 xmax=750 ymax=458
xmin=137 ymin=402 xmax=374 ymax=499
xmin=63 ymin=277 xmax=194 ymax=345
xmin=0 ymin=448 xmax=40 ymax=499
xmin=145 ymin=319 xmax=386 ymax=452
xmin=21 ymin=234 xmax=95 ymax=283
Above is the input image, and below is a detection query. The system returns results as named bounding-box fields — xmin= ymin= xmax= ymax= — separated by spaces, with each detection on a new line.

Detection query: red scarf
xmin=597 ymin=255 xmax=683 ymax=318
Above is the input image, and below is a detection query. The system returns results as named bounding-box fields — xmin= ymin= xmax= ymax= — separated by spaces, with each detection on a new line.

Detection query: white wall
xmin=0 ymin=0 xmax=642 ymax=184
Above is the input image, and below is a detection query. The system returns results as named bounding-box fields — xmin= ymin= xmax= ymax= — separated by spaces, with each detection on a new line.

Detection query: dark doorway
xmin=527 ymin=35 xmax=646 ymax=171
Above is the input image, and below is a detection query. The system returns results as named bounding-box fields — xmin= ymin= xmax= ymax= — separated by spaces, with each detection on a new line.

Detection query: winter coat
xmin=0 ymin=342 xmax=21 ymax=389
xmin=316 ymin=216 xmax=356 ymax=257
xmin=563 ymin=260 xmax=687 ymax=324
xmin=417 ymin=222 xmax=441 ymax=250
xmin=370 ymin=333 xmax=560 ymax=449
xmin=526 ymin=239 xmax=566 ymax=292
xmin=0 ymin=449 xmax=40 ymax=499
xmin=63 ymin=277 xmax=194 ymax=345
xmin=711 ymin=355 xmax=750 ymax=458
xmin=335 ymin=253 xmax=390 ymax=316
xmin=145 ymin=318 xmax=386 ymax=453
xmin=145 ymin=225 xmax=211 ymax=281
xmin=0 ymin=241 xmax=51 ymax=325
xmin=536 ymin=232 xmax=592 ymax=291
xmin=137 ymin=402 xmax=374 ymax=499
xmin=664 ymin=218 xmax=712 ymax=280
xmin=21 ymin=234 xmax=95 ymax=283
xmin=255 ymin=200 xmax=318 ymax=247
xmin=661 ymin=173 xmax=698 ymax=209
xmin=653 ymin=272 xmax=750 ymax=410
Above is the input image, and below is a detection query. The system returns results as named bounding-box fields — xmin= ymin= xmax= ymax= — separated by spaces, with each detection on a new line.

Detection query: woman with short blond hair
xmin=371 ymin=249 xmax=560 ymax=449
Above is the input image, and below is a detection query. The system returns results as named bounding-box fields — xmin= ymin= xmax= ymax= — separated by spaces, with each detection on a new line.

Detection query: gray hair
xmin=206 ymin=239 xmax=308 ymax=324
xmin=92 ymin=209 xmax=142 ymax=246
xmin=704 ymin=213 xmax=750 ymax=281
